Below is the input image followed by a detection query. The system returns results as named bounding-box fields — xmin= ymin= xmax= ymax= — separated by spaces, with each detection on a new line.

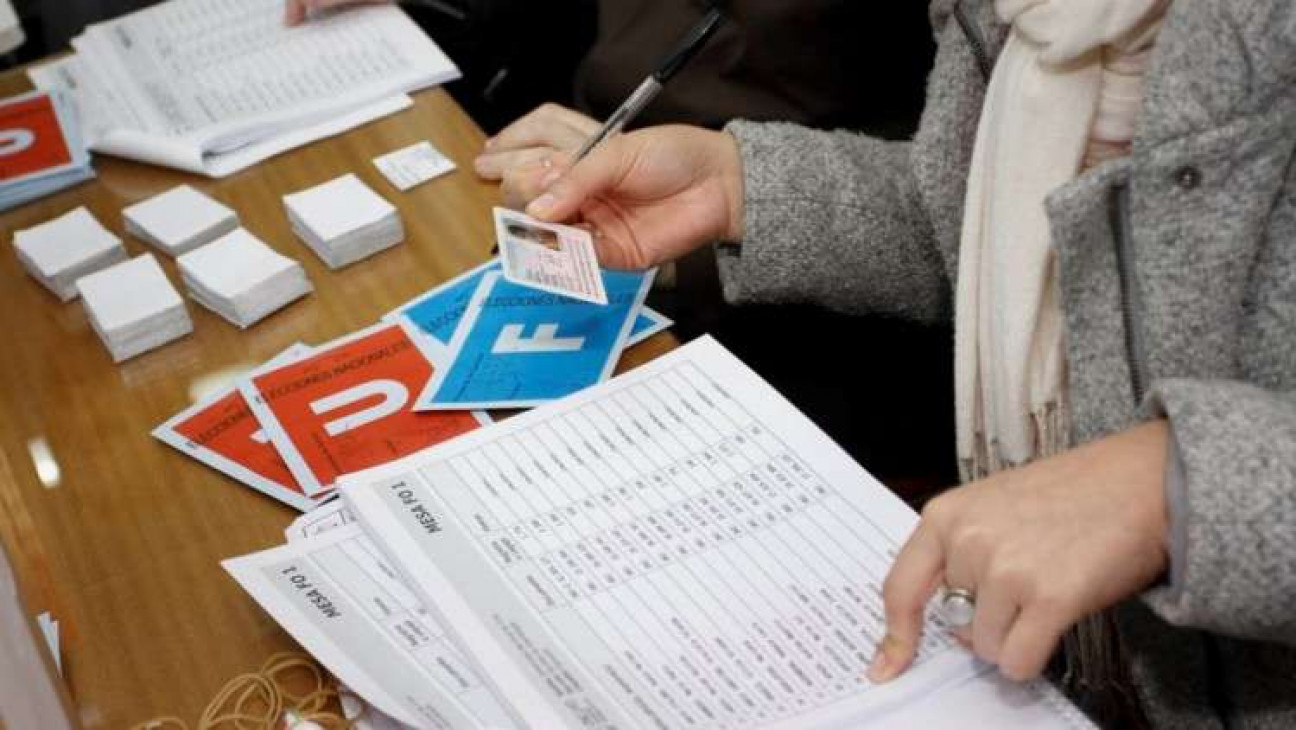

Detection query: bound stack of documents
xmin=27 ymin=0 xmax=460 ymax=178
xmin=224 ymin=337 xmax=1094 ymax=729
xmin=77 ymin=254 xmax=193 ymax=362
xmin=0 ymin=91 xmax=95 ymax=212
xmin=284 ymin=174 xmax=403 ymax=269
xmin=177 ymin=228 xmax=313 ymax=328
xmin=12 ymin=207 xmax=127 ymax=301
xmin=123 ymin=185 xmax=240 ymax=256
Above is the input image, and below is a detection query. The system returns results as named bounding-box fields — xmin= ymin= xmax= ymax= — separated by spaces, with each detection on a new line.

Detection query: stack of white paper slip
xmin=283 ymin=174 xmax=403 ymax=269
xmin=177 ymin=228 xmax=313 ymax=329
xmin=77 ymin=254 xmax=193 ymax=363
xmin=12 ymin=207 xmax=128 ymax=301
xmin=123 ymin=185 xmax=240 ymax=256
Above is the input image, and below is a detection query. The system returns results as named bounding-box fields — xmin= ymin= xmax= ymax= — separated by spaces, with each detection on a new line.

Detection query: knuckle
xmin=920 ymin=495 xmax=952 ymax=525
xmin=948 ymin=523 xmax=994 ymax=560
xmin=985 ymin=558 xmax=1029 ymax=592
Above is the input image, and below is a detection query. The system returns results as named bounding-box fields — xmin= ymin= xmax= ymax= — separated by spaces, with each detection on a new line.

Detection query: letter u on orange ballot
xmin=240 ymin=322 xmax=489 ymax=496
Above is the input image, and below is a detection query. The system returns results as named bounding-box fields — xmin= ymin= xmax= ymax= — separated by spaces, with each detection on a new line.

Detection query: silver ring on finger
xmin=940 ymin=587 xmax=977 ymax=628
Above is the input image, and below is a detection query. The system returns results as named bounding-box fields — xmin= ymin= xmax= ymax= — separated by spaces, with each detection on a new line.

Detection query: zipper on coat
xmin=1110 ymin=183 xmax=1150 ymax=405
xmin=953 ymin=0 xmax=994 ymax=83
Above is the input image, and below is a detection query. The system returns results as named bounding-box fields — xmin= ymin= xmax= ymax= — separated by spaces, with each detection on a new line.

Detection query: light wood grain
xmin=0 ymin=69 xmax=675 ymax=728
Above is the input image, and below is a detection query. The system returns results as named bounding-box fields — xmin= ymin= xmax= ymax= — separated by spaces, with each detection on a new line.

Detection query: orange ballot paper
xmin=241 ymin=322 xmax=487 ymax=496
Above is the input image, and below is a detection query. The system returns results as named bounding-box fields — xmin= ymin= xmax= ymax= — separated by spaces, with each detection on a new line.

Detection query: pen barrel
xmin=574 ymin=78 xmax=662 ymax=162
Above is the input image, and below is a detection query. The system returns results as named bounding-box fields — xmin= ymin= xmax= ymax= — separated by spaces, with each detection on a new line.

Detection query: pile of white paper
xmin=123 ymin=185 xmax=239 ymax=256
xmin=77 ymin=254 xmax=193 ymax=362
xmin=26 ymin=0 xmax=460 ymax=178
xmin=177 ymin=228 xmax=313 ymax=328
xmin=284 ymin=174 xmax=403 ymax=269
xmin=12 ymin=207 xmax=128 ymax=301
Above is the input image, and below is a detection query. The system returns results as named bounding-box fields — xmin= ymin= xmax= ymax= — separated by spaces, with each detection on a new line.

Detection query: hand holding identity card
xmin=495 ymin=207 xmax=608 ymax=305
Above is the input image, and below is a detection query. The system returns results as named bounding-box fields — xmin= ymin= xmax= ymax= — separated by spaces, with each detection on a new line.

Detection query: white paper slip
xmin=284 ymin=174 xmax=404 ymax=269
xmin=494 ymin=207 xmax=607 ymax=305
xmin=77 ymin=253 xmax=193 ymax=362
xmin=286 ymin=498 xmax=356 ymax=542
xmin=223 ymin=524 xmax=520 ymax=729
xmin=284 ymin=174 xmax=396 ymax=243
xmin=177 ymin=228 xmax=313 ymax=328
xmin=374 ymin=141 xmax=456 ymax=192
xmin=12 ymin=207 xmax=128 ymax=302
xmin=35 ymin=612 xmax=60 ymax=676
xmin=124 ymin=185 xmax=239 ymax=256
xmin=339 ymin=336 xmax=1093 ymax=729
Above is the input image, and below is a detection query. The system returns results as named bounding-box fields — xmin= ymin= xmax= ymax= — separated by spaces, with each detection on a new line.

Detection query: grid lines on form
xmin=420 ymin=361 xmax=953 ymax=729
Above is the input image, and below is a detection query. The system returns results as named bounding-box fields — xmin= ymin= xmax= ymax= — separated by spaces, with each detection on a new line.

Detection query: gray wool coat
xmin=715 ymin=0 xmax=1296 ymax=727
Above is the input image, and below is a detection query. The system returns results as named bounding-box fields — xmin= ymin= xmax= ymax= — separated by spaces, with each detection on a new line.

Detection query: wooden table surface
xmin=0 ymin=69 xmax=675 ymax=728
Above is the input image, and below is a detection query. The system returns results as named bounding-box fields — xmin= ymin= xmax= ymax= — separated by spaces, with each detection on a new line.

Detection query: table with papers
xmin=0 ymin=54 xmax=680 ymax=727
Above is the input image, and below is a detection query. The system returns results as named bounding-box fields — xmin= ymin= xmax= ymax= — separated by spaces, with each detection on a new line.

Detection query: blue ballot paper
xmin=414 ymin=269 xmax=655 ymax=410
xmin=387 ymin=259 xmax=670 ymax=356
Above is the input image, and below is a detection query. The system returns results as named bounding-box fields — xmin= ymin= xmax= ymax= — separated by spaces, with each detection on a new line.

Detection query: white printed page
xmin=70 ymin=0 xmax=457 ymax=153
xmin=31 ymin=56 xmax=414 ymax=177
xmin=223 ymin=524 xmax=519 ymax=729
xmin=342 ymin=336 xmax=980 ymax=729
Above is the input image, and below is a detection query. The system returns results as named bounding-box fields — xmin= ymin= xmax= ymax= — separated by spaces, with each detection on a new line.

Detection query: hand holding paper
xmin=527 ymin=126 xmax=747 ymax=270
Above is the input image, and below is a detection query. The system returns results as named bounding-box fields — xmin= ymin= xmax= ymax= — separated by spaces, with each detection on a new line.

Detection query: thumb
xmin=869 ymin=525 xmax=944 ymax=683
xmin=526 ymin=139 xmax=632 ymax=223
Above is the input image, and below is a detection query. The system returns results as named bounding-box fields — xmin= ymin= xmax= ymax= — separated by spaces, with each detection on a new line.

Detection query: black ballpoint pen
xmin=571 ymin=8 xmax=726 ymax=163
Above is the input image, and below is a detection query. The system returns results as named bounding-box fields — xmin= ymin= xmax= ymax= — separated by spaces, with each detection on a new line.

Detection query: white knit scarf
xmin=955 ymin=0 xmax=1168 ymax=479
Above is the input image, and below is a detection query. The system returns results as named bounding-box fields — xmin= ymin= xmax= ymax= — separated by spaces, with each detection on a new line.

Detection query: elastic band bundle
xmin=130 ymin=653 xmax=350 ymax=730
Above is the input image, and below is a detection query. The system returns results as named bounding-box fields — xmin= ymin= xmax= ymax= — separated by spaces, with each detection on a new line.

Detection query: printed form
xmin=340 ymin=336 xmax=979 ymax=728
xmin=224 ymin=523 xmax=517 ymax=729
xmin=30 ymin=0 xmax=457 ymax=175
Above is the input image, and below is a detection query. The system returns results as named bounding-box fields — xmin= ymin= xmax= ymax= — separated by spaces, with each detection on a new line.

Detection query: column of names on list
xmin=422 ymin=361 xmax=953 ymax=729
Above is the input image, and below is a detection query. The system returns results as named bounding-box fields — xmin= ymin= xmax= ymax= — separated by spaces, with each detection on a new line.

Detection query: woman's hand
xmin=284 ymin=0 xmax=389 ymax=26
xmin=869 ymin=421 xmax=1172 ymax=683
xmin=477 ymin=104 xmax=600 ymax=183
xmin=524 ymin=125 xmax=746 ymax=270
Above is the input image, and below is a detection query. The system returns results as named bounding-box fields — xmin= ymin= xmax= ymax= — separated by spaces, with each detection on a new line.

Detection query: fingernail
xmin=527 ymin=193 xmax=557 ymax=218
xmin=473 ymin=156 xmax=492 ymax=175
xmin=867 ymin=647 xmax=893 ymax=683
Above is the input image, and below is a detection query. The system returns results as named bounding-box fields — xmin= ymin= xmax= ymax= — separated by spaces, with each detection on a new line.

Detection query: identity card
xmin=494 ymin=207 xmax=608 ymax=305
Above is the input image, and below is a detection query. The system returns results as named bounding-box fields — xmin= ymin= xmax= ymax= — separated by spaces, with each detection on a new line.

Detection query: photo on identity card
xmin=494 ymin=207 xmax=608 ymax=305
xmin=240 ymin=322 xmax=489 ymax=496
xmin=153 ymin=344 xmax=319 ymax=512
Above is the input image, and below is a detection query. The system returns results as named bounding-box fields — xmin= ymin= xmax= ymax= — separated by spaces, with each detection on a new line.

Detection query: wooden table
xmin=0 ymin=70 xmax=675 ymax=728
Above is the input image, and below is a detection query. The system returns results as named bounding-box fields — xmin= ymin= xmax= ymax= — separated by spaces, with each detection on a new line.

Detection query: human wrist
xmin=716 ymin=130 xmax=746 ymax=243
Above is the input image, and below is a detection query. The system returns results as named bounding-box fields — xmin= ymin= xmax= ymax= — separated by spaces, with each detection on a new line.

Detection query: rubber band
xmin=128 ymin=653 xmax=349 ymax=730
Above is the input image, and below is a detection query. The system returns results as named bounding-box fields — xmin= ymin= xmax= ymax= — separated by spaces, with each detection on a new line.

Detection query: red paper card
xmin=0 ymin=93 xmax=74 ymax=181
xmin=243 ymin=323 xmax=484 ymax=495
